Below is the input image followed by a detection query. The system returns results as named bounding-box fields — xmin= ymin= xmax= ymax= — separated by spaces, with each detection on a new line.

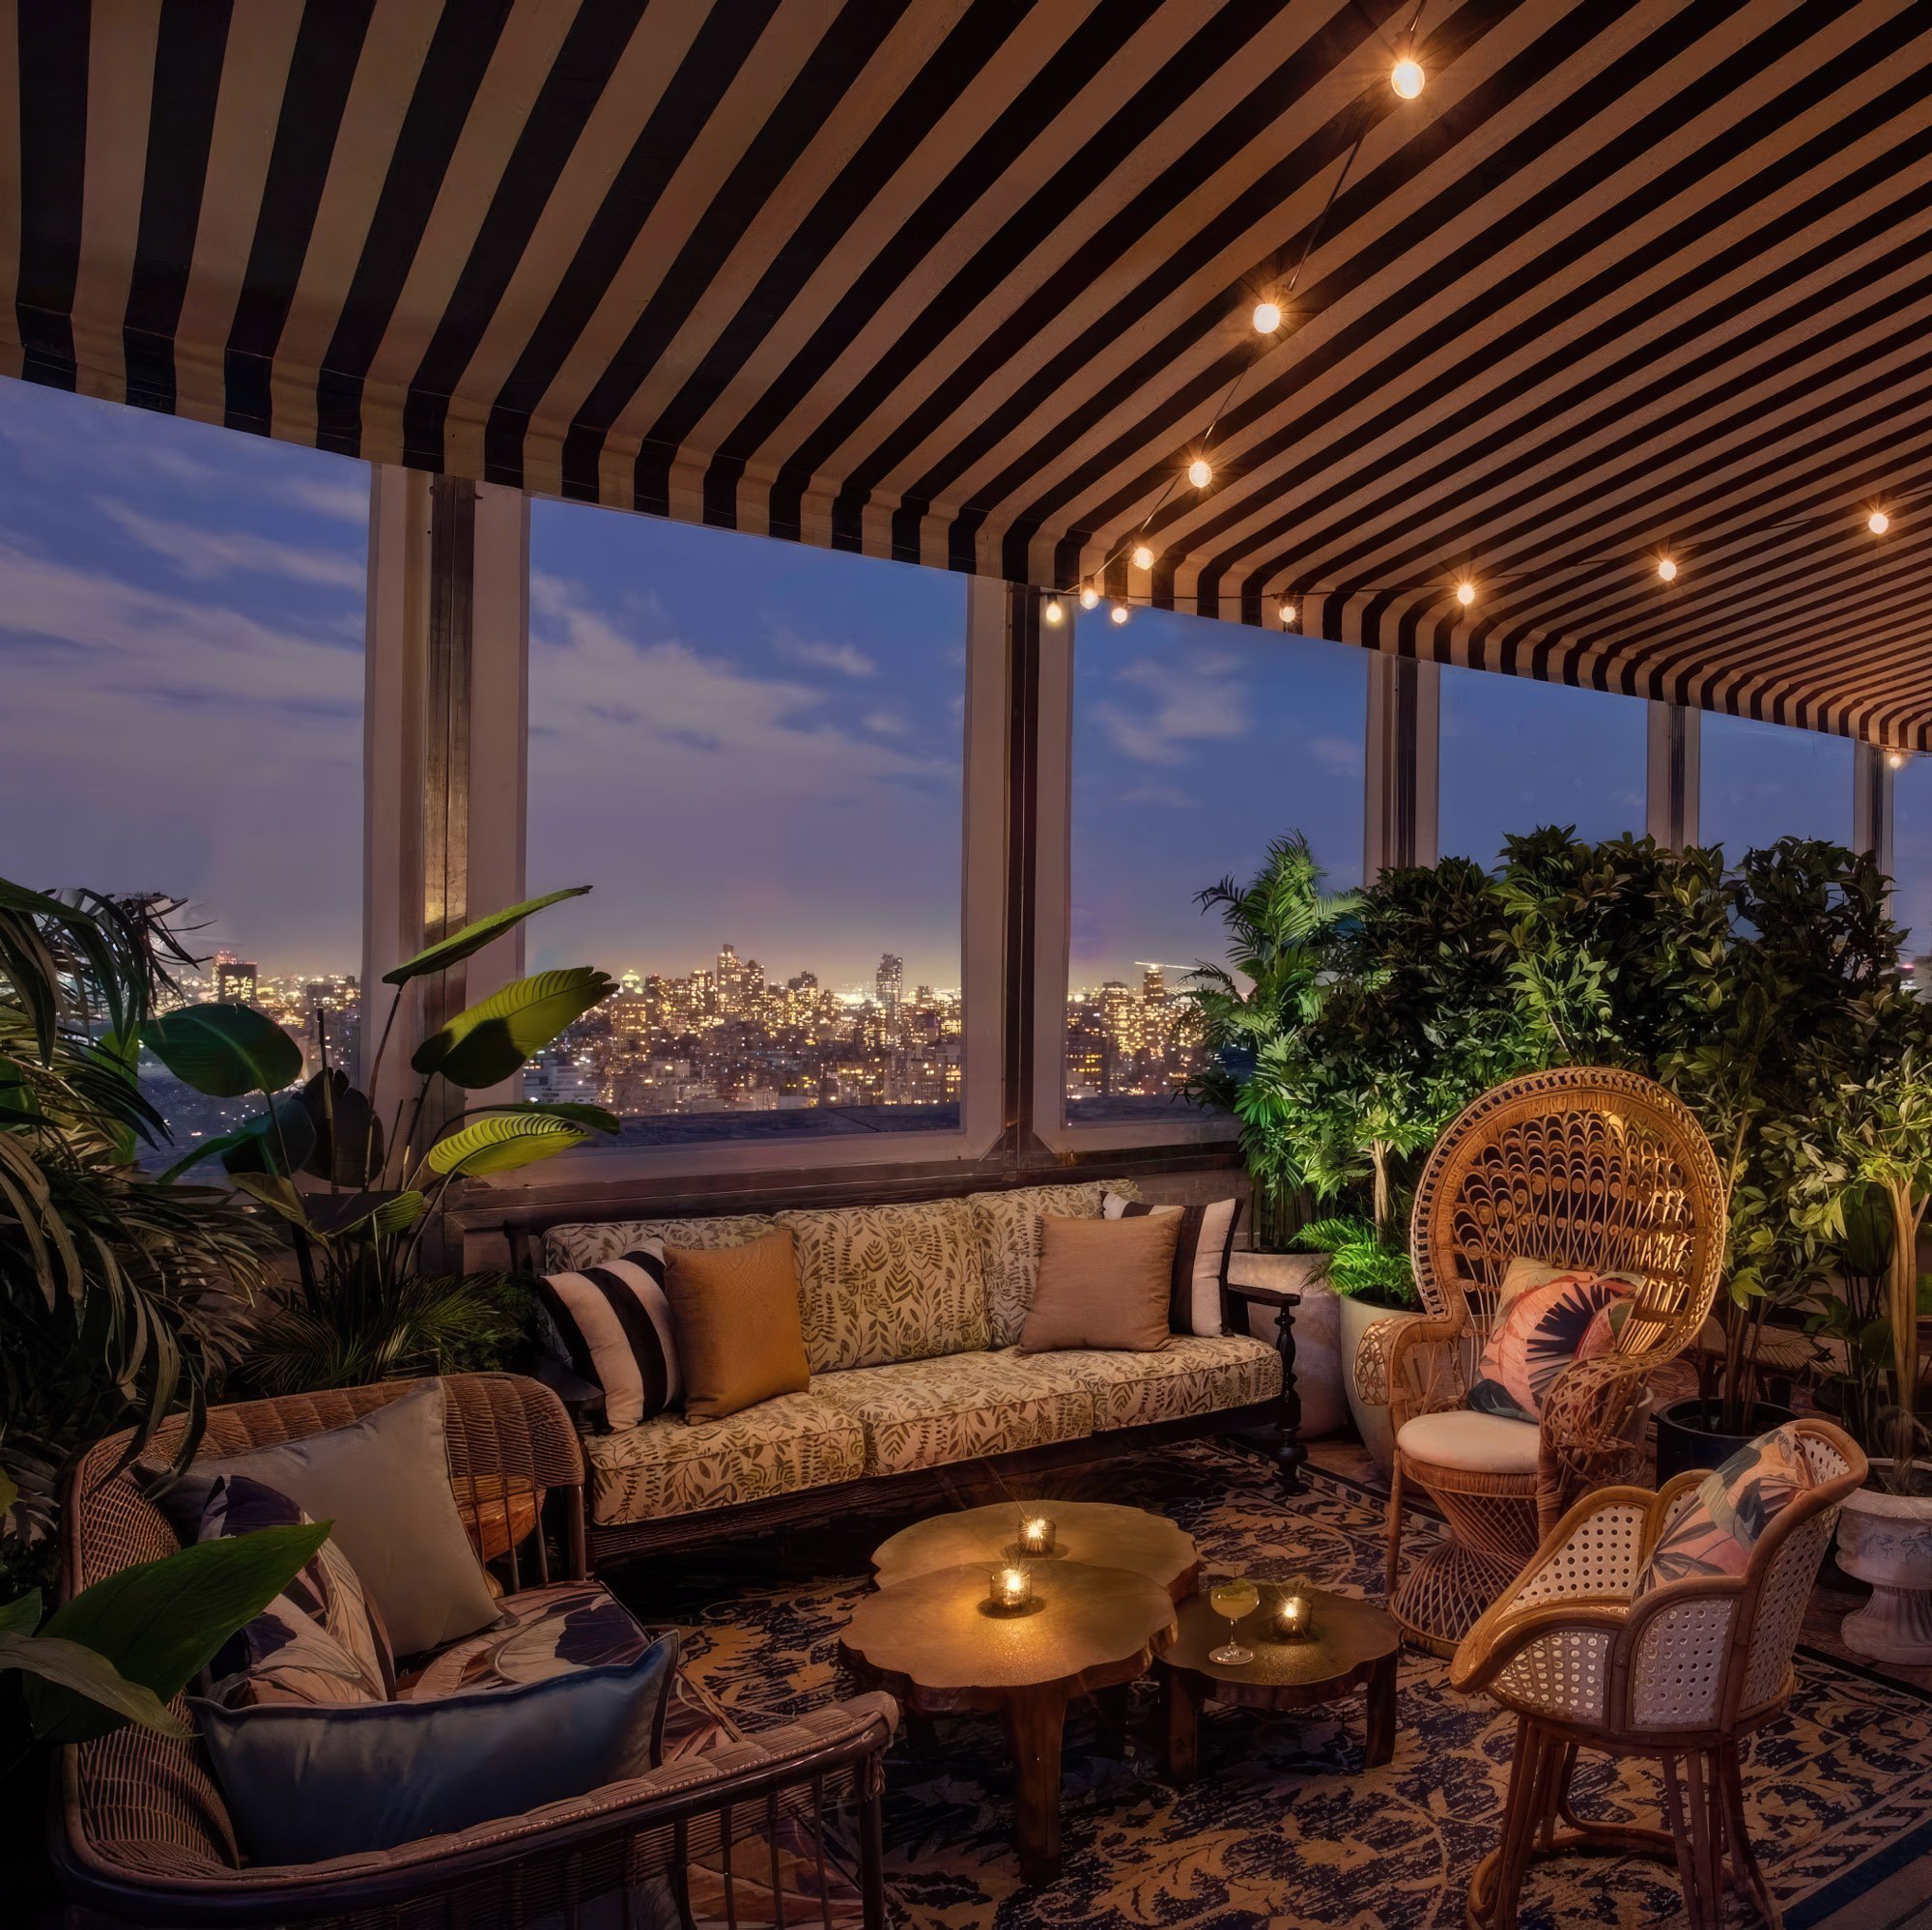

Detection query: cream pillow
xmin=1017 ymin=1213 xmax=1181 ymax=1353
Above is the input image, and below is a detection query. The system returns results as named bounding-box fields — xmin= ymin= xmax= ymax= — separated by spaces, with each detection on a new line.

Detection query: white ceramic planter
xmin=1226 ymin=1252 xmax=1343 ymax=1438
xmin=1836 ymin=1463 xmax=1932 ymax=1665
xmin=1337 ymin=1291 xmax=1425 ymax=1472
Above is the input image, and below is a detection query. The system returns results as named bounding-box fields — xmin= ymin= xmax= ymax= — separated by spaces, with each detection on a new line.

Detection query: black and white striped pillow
xmin=532 ymin=1244 xmax=682 ymax=1433
xmin=1103 ymin=1193 xmax=1242 ymax=1337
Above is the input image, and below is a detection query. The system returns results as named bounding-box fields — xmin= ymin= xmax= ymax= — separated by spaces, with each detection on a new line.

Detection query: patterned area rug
xmin=621 ymin=1441 xmax=1932 ymax=1930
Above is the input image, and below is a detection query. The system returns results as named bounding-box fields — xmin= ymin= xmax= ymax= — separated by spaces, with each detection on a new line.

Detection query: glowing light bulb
xmin=1110 ymin=601 xmax=1129 ymax=626
xmin=1042 ymin=595 xmax=1064 ymax=626
xmin=1657 ymin=556 xmax=1678 ymax=582
xmin=1869 ymin=509 xmax=1890 ymax=535
xmin=1456 ymin=580 xmax=1476 ymax=607
xmin=1391 ymin=56 xmax=1424 ymax=99
xmin=1079 ymin=582 xmax=1100 ymax=610
xmin=1252 ymin=298 xmax=1282 ymax=334
xmin=1277 ymin=598 xmax=1296 ymax=627
xmin=1187 ymin=457 xmax=1212 ymax=489
xmin=1131 ymin=543 xmax=1154 ymax=571
xmin=1887 ymin=748 xmax=1908 ymax=770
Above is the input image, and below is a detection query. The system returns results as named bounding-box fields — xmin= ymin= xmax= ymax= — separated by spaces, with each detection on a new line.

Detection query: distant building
xmin=875 ymin=952 xmax=903 ymax=1016
xmin=214 ymin=958 xmax=258 ymax=1005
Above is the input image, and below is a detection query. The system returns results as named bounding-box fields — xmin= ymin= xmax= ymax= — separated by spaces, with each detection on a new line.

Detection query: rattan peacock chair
xmin=1450 ymin=1417 xmax=1866 ymax=1930
xmin=1359 ymin=1066 xmax=1729 ymax=1656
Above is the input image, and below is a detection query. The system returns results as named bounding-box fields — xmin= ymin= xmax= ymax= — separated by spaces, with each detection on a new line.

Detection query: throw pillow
xmin=663 ymin=1231 xmax=810 ymax=1422
xmin=1634 ymin=1423 xmax=1816 ymax=1598
xmin=1103 ymin=1191 xmax=1242 ymax=1336
xmin=533 ymin=1243 xmax=681 ymax=1433
xmin=149 ymin=1381 xmax=500 ymax=1658
xmin=1017 ymin=1212 xmax=1181 ymax=1354
xmin=198 ymin=1474 xmax=394 ymax=1706
xmin=193 ymin=1632 xmax=679 ymax=1862
xmin=1467 ymin=1264 xmax=1642 ymax=1423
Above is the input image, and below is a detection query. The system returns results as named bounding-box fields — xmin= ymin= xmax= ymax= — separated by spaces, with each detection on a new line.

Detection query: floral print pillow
xmin=1634 ymin=1423 xmax=1816 ymax=1599
xmin=1467 ymin=1266 xmax=1641 ymax=1423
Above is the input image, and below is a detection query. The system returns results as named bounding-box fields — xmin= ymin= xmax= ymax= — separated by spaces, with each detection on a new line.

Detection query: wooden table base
xmin=1160 ymin=1648 xmax=1397 ymax=1780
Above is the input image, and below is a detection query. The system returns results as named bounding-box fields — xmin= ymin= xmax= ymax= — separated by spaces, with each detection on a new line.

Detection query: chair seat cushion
xmin=1398 ymin=1408 xmax=1542 ymax=1474
xmin=1054 ymin=1335 xmax=1283 ymax=1430
xmin=810 ymin=1349 xmax=1094 ymax=1476
xmin=405 ymin=1581 xmax=654 ymax=1698
xmin=582 ymin=1392 xmax=865 ymax=1526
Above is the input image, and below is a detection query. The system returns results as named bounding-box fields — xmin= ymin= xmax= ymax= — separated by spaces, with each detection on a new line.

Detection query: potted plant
xmin=146 ymin=889 xmax=618 ymax=1392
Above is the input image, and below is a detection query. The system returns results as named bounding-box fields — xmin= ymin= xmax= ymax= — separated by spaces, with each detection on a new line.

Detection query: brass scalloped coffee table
xmin=843 ymin=1504 xmax=1196 ymax=1883
xmin=1156 ymin=1581 xmax=1400 ymax=1781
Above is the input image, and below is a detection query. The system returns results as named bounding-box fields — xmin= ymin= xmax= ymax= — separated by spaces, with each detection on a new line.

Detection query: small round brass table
xmin=870 ymin=1500 xmax=1202 ymax=1603
xmin=1155 ymin=1581 xmax=1400 ymax=1780
xmin=839 ymin=1560 xmax=1178 ymax=1883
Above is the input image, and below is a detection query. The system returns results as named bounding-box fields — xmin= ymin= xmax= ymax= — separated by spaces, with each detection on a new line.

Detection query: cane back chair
xmin=52 ymin=1374 xmax=895 ymax=1928
xmin=1362 ymin=1067 xmax=1728 ymax=1655
xmin=1450 ymin=1418 xmax=1865 ymax=1930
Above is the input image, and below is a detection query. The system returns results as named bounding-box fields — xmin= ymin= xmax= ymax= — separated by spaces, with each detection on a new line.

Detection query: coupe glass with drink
xmin=1208 ymin=1575 xmax=1260 ymax=1664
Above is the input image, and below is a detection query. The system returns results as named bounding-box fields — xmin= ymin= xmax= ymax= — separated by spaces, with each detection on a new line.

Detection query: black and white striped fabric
xmin=3 ymin=5 xmax=1929 ymax=744
xmin=1103 ymin=1192 xmax=1242 ymax=1338
xmin=533 ymin=1244 xmax=682 ymax=1434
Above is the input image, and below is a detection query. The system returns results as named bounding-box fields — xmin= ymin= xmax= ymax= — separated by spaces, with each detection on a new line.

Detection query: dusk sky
xmin=0 ymin=374 xmax=1898 ymax=990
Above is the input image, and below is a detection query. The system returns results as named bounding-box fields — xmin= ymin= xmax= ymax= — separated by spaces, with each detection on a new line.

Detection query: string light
xmin=1277 ymin=598 xmax=1296 ymax=627
xmin=1252 ymin=298 xmax=1282 ymax=333
xmin=1110 ymin=601 xmax=1130 ymax=626
xmin=1042 ymin=595 xmax=1064 ymax=625
xmin=1079 ymin=582 xmax=1100 ymax=610
xmin=1187 ymin=456 xmax=1213 ymax=488
xmin=1456 ymin=580 xmax=1476 ymax=607
xmin=1131 ymin=543 xmax=1154 ymax=571
xmin=1391 ymin=55 xmax=1424 ymax=99
xmin=1886 ymin=748 xmax=1909 ymax=770
xmin=1869 ymin=508 xmax=1891 ymax=535
xmin=1657 ymin=556 xmax=1678 ymax=582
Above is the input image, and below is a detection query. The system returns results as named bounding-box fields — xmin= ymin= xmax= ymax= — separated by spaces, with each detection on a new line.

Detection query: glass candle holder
xmin=1273 ymin=1578 xmax=1315 ymax=1642
xmin=986 ymin=1563 xmax=1034 ymax=1614
xmin=1016 ymin=1512 xmax=1057 ymax=1557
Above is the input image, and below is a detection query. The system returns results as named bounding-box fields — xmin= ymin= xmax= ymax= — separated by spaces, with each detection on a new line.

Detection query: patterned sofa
xmin=532 ymin=1182 xmax=1293 ymax=1560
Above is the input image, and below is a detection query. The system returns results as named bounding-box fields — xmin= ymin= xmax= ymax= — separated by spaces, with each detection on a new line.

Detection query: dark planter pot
xmin=1654 ymin=1397 xmax=1799 ymax=1485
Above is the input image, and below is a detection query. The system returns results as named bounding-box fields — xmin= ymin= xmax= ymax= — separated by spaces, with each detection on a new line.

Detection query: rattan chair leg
xmin=1393 ymin=1538 xmax=1522 ymax=1655
xmin=1721 ymin=1744 xmax=1782 ymax=1929
xmin=1385 ymin=1456 xmax=1406 ymax=1599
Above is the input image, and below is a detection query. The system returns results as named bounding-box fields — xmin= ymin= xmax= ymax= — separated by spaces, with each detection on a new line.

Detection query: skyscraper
xmin=214 ymin=958 xmax=258 ymax=1005
xmin=874 ymin=952 xmax=903 ymax=1016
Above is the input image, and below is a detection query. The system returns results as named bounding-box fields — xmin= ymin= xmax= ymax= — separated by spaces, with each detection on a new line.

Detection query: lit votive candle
xmin=988 ymin=1564 xmax=1034 ymax=1614
xmin=1018 ymin=1513 xmax=1056 ymax=1556
xmin=1274 ymin=1582 xmax=1314 ymax=1642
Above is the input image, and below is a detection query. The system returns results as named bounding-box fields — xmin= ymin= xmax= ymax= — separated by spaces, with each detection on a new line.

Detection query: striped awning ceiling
xmin=7 ymin=1 xmax=1932 ymax=743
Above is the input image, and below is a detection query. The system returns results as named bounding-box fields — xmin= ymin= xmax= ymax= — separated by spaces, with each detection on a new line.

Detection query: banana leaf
xmin=382 ymin=887 xmax=590 ymax=986
xmin=220 ymin=1093 xmax=319 ymax=1178
xmin=139 ymin=1004 xmax=302 ymax=1098
xmin=294 ymin=1067 xmax=384 ymax=1186
xmin=425 ymin=1113 xmax=591 ymax=1178
xmin=410 ymin=968 xmax=614 ymax=1089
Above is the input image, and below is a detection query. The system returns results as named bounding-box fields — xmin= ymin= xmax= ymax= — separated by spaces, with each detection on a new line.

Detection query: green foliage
xmin=382 ymin=886 xmax=591 ymax=985
xmin=1291 ymin=1215 xmax=1419 ymax=1308
xmin=412 ymin=967 xmax=617 ymax=1089
xmin=139 ymin=1002 xmax=304 ymax=1098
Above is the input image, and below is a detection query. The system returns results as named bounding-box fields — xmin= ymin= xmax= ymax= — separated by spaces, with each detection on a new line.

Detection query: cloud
xmin=1117 ymin=783 xmax=1198 ymax=809
xmin=95 ymin=497 xmax=365 ymax=591
xmin=276 ymin=475 xmax=370 ymax=524
xmin=1306 ymin=733 xmax=1364 ymax=778
xmin=863 ymin=709 xmax=909 ymax=736
xmin=1094 ymin=657 xmax=1249 ymax=764
xmin=776 ymin=634 xmax=874 ymax=678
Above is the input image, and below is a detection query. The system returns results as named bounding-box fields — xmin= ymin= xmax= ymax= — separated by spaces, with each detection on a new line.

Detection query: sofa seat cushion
xmin=776 ymin=1198 xmax=984 ymax=1372
xmin=583 ymin=1392 xmax=866 ymax=1526
xmin=1055 ymin=1335 xmax=1283 ymax=1431
xmin=810 ymin=1349 xmax=1095 ymax=1476
xmin=1397 ymin=1408 xmax=1542 ymax=1475
xmin=967 ymin=1181 xmax=1137 ymax=1348
xmin=405 ymin=1581 xmax=654 ymax=1699
xmin=544 ymin=1214 xmax=778 ymax=1273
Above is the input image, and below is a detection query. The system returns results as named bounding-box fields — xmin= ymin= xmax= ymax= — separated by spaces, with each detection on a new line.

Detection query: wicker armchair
xmin=1449 ymin=1418 xmax=1865 ymax=1930
xmin=51 ymin=1374 xmax=895 ymax=1928
xmin=1365 ymin=1067 xmax=1728 ymax=1654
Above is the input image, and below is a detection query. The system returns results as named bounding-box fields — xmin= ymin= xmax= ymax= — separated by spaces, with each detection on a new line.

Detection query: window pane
xmin=1890 ymin=753 xmax=1932 ymax=971
xmin=1066 ymin=610 xmax=1366 ymax=1123
xmin=0 ymin=380 xmax=368 ymax=1167
xmin=1438 ymin=668 xmax=1647 ymax=866
xmin=1699 ymin=712 xmax=1851 ymax=857
xmin=525 ymin=502 xmax=964 ymax=1145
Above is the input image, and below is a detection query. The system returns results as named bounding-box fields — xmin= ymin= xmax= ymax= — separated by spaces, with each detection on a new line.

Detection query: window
xmin=0 ymin=381 xmax=368 ymax=1167
xmin=1064 ymin=609 xmax=1366 ymax=1124
xmin=1890 ymin=753 xmax=1932 ymax=976
xmin=524 ymin=501 xmax=966 ymax=1146
xmin=1699 ymin=712 xmax=1852 ymax=858
xmin=1437 ymin=667 xmax=1647 ymax=866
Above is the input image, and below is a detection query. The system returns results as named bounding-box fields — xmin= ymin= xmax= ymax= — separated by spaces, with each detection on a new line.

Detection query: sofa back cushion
xmin=777 ymin=1198 xmax=983 ymax=1372
xmin=543 ymin=1214 xmax=778 ymax=1274
xmin=969 ymin=1181 xmax=1137 ymax=1347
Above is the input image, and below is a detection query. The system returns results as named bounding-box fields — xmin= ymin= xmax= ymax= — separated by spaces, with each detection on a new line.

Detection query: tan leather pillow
xmin=663 ymin=1232 xmax=810 ymax=1422
xmin=1017 ymin=1213 xmax=1180 ymax=1353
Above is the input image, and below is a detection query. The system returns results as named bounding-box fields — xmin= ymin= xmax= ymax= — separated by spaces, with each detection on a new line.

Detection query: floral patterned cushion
xmin=1054 ymin=1335 xmax=1283 ymax=1431
xmin=404 ymin=1581 xmax=653 ymax=1699
xmin=777 ymin=1198 xmax=983 ymax=1373
xmin=1634 ymin=1423 xmax=1816 ymax=1598
xmin=543 ymin=1214 xmax=778 ymax=1273
xmin=582 ymin=1391 xmax=866 ymax=1526
xmin=1467 ymin=1265 xmax=1641 ymax=1422
xmin=968 ymin=1181 xmax=1136 ymax=1348
xmin=810 ymin=1348 xmax=1096 ymax=1477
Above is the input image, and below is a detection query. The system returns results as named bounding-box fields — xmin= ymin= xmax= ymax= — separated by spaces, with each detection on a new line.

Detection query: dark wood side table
xmin=1224 ymin=1275 xmax=1305 ymax=1489
xmin=872 ymin=1500 xmax=1201 ymax=1603
xmin=839 ymin=1560 xmax=1178 ymax=1883
xmin=1155 ymin=1582 xmax=1399 ymax=1782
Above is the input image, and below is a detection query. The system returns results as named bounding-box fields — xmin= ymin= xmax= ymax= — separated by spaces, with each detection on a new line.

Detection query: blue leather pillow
xmin=192 ymin=1632 xmax=678 ymax=1862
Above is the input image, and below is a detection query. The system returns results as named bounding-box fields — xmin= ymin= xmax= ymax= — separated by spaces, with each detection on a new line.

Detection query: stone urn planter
xmin=1337 ymin=1292 xmax=1425 ymax=1472
xmin=1836 ymin=1464 xmax=1932 ymax=1665
xmin=1226 ymin=1251 xmax=1343 ymax=1438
